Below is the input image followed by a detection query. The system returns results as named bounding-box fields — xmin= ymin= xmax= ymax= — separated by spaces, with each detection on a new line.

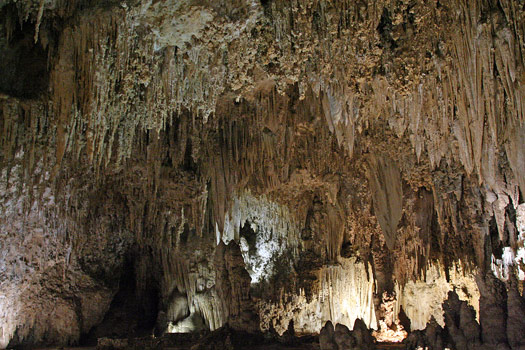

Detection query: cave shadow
xmin=79 ymin=257 xmax=159 ymax=345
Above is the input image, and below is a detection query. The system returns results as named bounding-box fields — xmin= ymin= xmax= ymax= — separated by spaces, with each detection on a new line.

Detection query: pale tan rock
xmin=0 ymin=0 xmax=524 ymax=347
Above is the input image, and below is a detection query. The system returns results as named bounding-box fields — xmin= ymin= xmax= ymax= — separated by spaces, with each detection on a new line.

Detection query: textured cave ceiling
xmin=0 ymin=0 xmax=524 ymax=349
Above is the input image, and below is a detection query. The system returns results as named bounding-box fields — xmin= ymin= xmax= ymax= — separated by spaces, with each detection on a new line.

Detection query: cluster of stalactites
xmin=2 ymin=1 xmax=521 ymax=271
xmin=1 ymin=1 xmax=521 ymax=186
xmin=258 ymin=258 xmax=377 ymax=335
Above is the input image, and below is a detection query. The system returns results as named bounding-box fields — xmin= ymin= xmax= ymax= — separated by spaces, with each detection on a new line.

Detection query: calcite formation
xmin=0 ymin=0 xmax=524 ymax=349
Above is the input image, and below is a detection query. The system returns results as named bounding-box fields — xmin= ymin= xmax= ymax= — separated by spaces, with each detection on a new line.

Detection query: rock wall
xmin=0 ymin=0 xmax=524 ymax=347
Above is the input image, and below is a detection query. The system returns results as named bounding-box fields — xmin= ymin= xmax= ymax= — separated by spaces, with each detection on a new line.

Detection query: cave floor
xmin=27 ymin=343 xmax=405 ymax=350
xmin=236 ymin=344 xmax=405 ymax=350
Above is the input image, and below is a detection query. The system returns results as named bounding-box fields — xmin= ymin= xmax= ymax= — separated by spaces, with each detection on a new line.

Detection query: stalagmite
xmin=0 ymin=0 xmax=524 ymax=348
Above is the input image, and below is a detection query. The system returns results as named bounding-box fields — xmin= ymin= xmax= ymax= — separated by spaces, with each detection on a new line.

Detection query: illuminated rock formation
xmin=0 ymin=0 xmax=524 ymax=348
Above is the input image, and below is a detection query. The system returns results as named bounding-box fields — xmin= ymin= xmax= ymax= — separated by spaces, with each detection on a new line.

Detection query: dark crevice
xmin=377 ymin=7 xmax=397 ymax=50
xmin=240 ymin=220 xmax=257 ymax=255
xmin=0 ymin=5 xmax=50 ymax=99
xmin=398 ymin=306 xmax=411 ymax=333
xmin=182 ymin=138 xmax=197 ymax=172
xmin=260 ymin=0 xmax=271 ymax=8
xmin=488 ymin=216 xmax=503 ymax=258
xmin=80 ymin=257 xmax=159 ymax=345
xmin=180 ymin=223 xmax=194 ymax=245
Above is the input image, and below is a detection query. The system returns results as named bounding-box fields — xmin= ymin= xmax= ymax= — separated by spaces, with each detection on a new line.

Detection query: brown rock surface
xmin=321 ymin=320 xmax=375 ymax=350
xmin=320 ymin=321 xmax=337 ymax=350
xmin=0 ymin=0 xmax=524 ymax=348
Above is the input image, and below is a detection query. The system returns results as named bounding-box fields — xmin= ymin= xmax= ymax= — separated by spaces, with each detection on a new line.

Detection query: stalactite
xmin=220 ymin=191 xmax=300 ymax=282
xmin=395 ymin=262 xmax=480 ymax=331
xmin=366 ymin=155 xmax=403 ymax=251
xmin=1 ymin=0 xmax=524 ymax=347
xmin=258 ymin=258 xmax=377 ymax=335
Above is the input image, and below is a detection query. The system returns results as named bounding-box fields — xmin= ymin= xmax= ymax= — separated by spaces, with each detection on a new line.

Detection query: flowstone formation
xmin=1 ymin=0 xmax=524 ymax=349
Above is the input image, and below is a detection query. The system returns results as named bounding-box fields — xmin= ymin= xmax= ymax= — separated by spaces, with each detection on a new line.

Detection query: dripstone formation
xmin=0 ymin=0 xmax=524 ymax=349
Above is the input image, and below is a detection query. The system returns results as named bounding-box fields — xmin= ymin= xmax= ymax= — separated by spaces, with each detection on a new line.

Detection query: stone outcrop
xmin=320 ymin=320 xmax=376 ymax=350
xmin=0 ymin=0 xmax=524 ymax=348
xmin=405 ymin=317 xmax=448 ymax=350
xmin=477 ymin=272 xmax=510 ymax=349
xmin=406 ymin=273 xmax=525 ymax=350
xmin=506 ymin=276 xmax=525 ymax=350
xmin=443 ymin=291 xmax=481 ymax=350
xmin=214 ymin=241 xmax=259 ymax=332
xmin=320 ymin=321 xmax=338 ymax=350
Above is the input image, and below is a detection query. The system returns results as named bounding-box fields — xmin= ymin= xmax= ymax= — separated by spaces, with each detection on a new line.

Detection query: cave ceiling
xmin=0 ymin=0 xmax=524 ymax=348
